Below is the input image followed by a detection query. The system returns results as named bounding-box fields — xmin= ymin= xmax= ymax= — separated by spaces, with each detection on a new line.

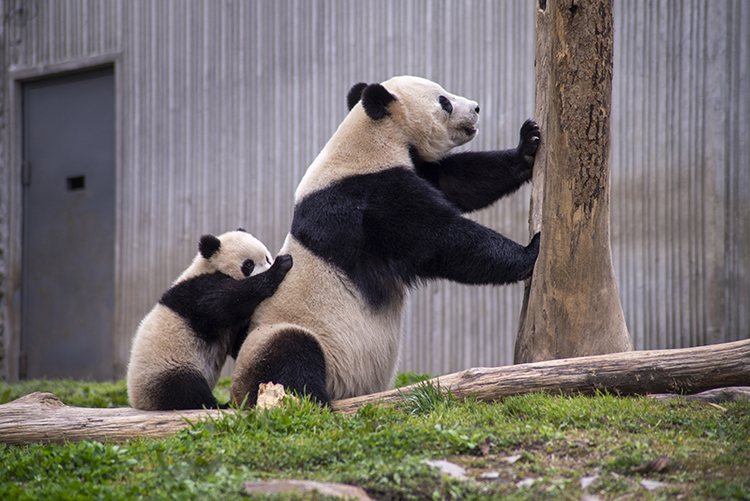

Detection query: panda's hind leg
xmin=231 ymin=327 xmax=330 ymax=407
xmin=150 ymin=367 xmax=221 ymax=410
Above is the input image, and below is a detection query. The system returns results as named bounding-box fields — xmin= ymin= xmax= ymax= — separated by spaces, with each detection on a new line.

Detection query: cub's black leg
xmin=151 ymin=368 xmax=221 ymax=410
xmin=243 ymin=330 xmax=330 ymax=407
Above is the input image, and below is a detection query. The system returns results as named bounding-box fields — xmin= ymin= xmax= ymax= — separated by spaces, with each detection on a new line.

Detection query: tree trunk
xmin=2 ymin=339 xmax=748 ymax=445
xmin=515 ymin=0 xmax=633 ymax=363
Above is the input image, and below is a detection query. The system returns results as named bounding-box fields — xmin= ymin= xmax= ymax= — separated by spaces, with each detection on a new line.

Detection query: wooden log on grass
xmin=0 ymin=391 xmax=225 ymax=445
xmin=0 ymin=339 xmax=748 ymax=444
xmin=332 ymin=339 xmax=750 ymax=413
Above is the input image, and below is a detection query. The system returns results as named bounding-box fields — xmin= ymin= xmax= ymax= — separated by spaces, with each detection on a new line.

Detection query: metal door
xmin=21 ymin=67 xmax=116 ymax=380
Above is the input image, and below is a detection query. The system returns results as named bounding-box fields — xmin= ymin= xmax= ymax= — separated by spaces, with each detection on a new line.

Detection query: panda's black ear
xmin=346 ymin=82 xmax=368 ymax=111
xmin=199 ymin=235 xmax=221 ymax=259
xmin=361 ymin=83 xmax=397 ymax=120
xmin=236 ymin=227 xmax=247 ymax=233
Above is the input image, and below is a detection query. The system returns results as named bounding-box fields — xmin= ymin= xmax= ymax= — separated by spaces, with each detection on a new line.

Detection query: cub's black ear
xmin=346 ymin=82 xmax=368 ymax=110
xmin=199 ymin=234 xmax=221 ymax=259
xmin=236 ymin=227 xmax=247 ymax=233
xmin=361 ymin=83 xmax=397 ymax=120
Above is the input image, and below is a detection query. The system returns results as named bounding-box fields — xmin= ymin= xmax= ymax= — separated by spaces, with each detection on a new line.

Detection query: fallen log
xmin=1 ymin=339 xmax=748 ymax=445
xmin=0 ymin=392 xmax=225 ymax=445
xmin=650 ymin=386 xmax=750 ymax=404
xmin=332 ymin=339 xmax=750 ymax=413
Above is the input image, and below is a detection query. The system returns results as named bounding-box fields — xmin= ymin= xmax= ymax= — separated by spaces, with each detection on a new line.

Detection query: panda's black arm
xmin=415 ymin=219 xmax=540 ymax=286
xmin=219 ymin=255 xmax=294 ymax=322
xmin=421 ymin=149 xmax=531 ymax=212
xmin=412 ymin=119 xmax=540 ymax=213
xmin=160 ymin=274 xmax=239 ymax=342
xmin=364 ymin=196 xmax=539 ymax=287
xmin=359 ymin=170 xmax=540 ymax=287
xmin=159 ymin=256 xmax=292 ymax=343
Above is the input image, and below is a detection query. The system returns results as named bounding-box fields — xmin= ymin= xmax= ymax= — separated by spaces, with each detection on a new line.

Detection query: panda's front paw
xmin=271 ymin=254 xmax=293 ymax=274
xmin=519 ymin=232 xmax=541 ymax=281
xmin=517 ymin=119 xmax=541 ymax=168
xmin=527 ymin=232 xmax=541 ymax=256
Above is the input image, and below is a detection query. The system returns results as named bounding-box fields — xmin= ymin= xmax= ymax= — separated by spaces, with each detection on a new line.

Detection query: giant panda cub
xmin=127 ymin=229 xmax=292 ymax=410
xmin=231 ymin=76 xmax=541 ymax=407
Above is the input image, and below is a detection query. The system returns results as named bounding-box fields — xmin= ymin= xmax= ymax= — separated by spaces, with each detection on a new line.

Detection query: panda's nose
xmin=475 ymin=105 xmax=480 ymax=114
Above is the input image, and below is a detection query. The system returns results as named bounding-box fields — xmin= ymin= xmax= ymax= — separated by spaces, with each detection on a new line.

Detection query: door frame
xmin=6 ymin=53 xmax=122 ymax=382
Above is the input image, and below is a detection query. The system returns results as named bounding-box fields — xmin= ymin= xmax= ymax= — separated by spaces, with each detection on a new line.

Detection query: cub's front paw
xmin=518 ymin=119 xmax=541 ymax=166
xmin=271 ymin=254 xmax=293 ymax=274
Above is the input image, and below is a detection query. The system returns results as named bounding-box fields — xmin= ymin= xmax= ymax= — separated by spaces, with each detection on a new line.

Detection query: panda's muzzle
xmin=460 ymin=109 xmax=480 ymax=137
xmin=462 ymin=125 xmax=477 ymax=136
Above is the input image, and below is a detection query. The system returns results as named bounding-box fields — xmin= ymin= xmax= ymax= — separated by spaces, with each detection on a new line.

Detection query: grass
xmin=0 ymin=375 xmax=748 ymax=500
xmin=0 ymin=378 xmax=130 ymax=407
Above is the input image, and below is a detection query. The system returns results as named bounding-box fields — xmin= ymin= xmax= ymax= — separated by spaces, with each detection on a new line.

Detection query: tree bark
xmin=516 ymin=0 xmax=633 ymax=363
xmin=2 ymin=339 xmax=748 ymax=444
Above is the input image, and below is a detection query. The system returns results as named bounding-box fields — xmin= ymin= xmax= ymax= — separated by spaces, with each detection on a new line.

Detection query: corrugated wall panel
xmin=725 ymin=0 xmax=750 ymax=343
xmin=2 ymin=0 xmax=748 ymax=381
xmin=610 ymin=0 xmax=750 ymax=352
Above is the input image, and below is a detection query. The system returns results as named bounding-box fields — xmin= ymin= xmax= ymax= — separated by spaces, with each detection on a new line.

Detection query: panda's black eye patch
xmin=439 ymin=95 xmax=453 ymax=114
xmin=241 ymin=259 xmax=254 ymax=277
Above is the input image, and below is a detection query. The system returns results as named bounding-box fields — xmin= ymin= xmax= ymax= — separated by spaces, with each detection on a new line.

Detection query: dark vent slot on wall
xmin=67 ymin=175 xmax=86 ymax=191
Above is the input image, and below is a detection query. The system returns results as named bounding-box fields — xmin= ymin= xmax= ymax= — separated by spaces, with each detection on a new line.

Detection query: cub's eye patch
xmin=439 ymin=95 xmax=453 ymax=114
xmin=241 ymin=259 xmax=254 ymax=277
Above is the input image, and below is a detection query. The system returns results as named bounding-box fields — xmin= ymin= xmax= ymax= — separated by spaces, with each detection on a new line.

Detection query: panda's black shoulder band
xmin=346 ymin=82 xmax=367 ymax=111
xmin=199 ymin=234 xmax=221 ymax=259
xmin=361 ymin=83 xmax=396 ymax=120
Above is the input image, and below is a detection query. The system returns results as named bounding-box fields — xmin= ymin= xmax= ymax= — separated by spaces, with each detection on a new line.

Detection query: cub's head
xmin=347 ymin=76 xmax=480 ymax=162
xmin=177 ymin=229 xmax=273 ymax=283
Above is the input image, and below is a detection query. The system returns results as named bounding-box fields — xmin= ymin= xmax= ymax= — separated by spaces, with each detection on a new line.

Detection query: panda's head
xmin=347 ymin=76 xmax=481 ymax=162
xmin=178 ymin=229 xmax=273 ymax=283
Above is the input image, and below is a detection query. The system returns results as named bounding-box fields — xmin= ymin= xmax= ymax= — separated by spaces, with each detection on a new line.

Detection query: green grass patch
xmin=0 ymin=378 xmax=130 ymax=408
xmin=1 ymin=378 xmax=748 ymax=500
xmin=399 ymin=379 xmax=458 ymax=416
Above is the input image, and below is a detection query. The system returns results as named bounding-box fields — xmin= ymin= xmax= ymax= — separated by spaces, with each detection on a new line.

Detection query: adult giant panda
xmin=127 ymin=229 xmax=292 ymax=410
xmin=231 ymin=76 xmax=540 ymax=407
